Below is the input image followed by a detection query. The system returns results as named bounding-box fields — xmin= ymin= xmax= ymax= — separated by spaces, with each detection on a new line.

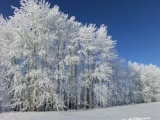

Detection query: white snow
xmin=0 ymin=102 xmax=160 ymax=120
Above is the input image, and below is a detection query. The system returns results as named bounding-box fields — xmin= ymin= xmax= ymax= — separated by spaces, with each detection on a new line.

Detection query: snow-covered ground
xmin=0 ymin=102 xmax=160 ymax=120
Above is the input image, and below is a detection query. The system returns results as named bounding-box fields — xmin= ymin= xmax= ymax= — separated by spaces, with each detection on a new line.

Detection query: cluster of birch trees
xmin=0 ymin=0 xmax=160 ymax=112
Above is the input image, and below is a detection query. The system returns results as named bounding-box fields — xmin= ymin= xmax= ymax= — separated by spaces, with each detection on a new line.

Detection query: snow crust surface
xmin=0 ymin=102 xmax=160 ymax=120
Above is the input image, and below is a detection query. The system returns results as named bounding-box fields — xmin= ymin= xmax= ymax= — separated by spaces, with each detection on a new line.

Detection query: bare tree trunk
xmin=74 ymin=63 xmax=78 ymax=109
xmin=33 ymin=44 xmax=37 ymax=111
xmin=57 ymin=39 xmax=61 ymax=95
xmin=87 ymin=50 xmax=91 ymax=108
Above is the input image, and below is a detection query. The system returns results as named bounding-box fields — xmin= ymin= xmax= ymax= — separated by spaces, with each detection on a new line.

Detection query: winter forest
xmin=0 ymin=0 xmax=160 ymax=112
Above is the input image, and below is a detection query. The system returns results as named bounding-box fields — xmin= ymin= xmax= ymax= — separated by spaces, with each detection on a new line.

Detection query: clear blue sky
xmin=0 ymin=0 xmax=160 ymax=66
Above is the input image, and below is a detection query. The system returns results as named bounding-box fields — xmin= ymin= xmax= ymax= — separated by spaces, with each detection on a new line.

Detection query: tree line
xmin=0 ymin=0 xmax=160 ymax=112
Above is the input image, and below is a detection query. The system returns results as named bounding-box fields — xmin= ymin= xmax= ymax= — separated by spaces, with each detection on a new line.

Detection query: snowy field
xmin=0 ymin=102 xmax=160 ymax=120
